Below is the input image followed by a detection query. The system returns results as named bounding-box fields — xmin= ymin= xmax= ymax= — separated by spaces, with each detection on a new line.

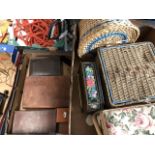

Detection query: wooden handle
xmin=92 ymin=111 xmax=103 ymax=135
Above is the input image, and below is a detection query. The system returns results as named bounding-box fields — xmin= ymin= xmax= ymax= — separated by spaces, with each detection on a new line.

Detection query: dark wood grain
xmin=12 ymin=110 xmax=56 ymax=134
xmin=22 ymin=76 xmax=70 ymax=109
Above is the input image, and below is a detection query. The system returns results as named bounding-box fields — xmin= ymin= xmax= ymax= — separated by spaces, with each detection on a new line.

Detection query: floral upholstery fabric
xmin=101 ymin=104 xmax=155 ymax=135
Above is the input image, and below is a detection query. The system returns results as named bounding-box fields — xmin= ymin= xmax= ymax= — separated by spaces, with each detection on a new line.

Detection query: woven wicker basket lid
xmin=78 ymin=19 xmax=140 ymax=57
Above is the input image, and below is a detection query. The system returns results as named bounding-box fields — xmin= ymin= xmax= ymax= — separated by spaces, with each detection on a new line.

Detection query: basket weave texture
xmin=98 ymin=42 xmax=155 ymax=107
xmin=78 ymin=19 xmax=140 ymax=57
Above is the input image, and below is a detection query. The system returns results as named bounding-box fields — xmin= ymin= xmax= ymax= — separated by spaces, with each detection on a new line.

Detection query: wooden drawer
xmin=56 ymin=108 xmax=69 ymax=123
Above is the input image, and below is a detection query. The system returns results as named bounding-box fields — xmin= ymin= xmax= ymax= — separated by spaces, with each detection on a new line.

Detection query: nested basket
xmin=78 ymin=19 xmax=140 ymax=57
xmin=97 ymin=42 xmax=155 ymax=108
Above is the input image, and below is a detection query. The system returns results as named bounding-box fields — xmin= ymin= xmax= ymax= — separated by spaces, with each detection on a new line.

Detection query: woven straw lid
xmin=78 ymin=19 xmax=140 ymax=57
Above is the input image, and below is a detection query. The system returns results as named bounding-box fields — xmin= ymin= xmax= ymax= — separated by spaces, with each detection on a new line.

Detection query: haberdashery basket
xmin=97 ymin=42 xmax=155 ymax=108
xmin=92 ymin=102 xmax=155 ymax=135
xmin=78 ymin=19 xmax=140 ymax=57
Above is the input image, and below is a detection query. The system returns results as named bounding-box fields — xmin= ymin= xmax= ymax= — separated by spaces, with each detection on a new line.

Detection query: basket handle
xmin=92 ymin=111 xmax=103 ymax=135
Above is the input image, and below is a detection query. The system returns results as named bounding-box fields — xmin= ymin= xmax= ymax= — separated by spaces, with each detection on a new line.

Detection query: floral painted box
xmin=93 ymin=103 xmax=155 ymax=135
xmin=79 ymin=62 xmax=104 ymax=113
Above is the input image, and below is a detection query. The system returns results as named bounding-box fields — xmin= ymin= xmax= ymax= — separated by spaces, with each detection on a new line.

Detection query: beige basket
xmin=97 ymin=42 xmax=155 ymax=107
xmin=78 ymin=19 xmax=140 ymax=57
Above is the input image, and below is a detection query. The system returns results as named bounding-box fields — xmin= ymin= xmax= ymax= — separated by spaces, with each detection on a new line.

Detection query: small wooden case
xmin=12 ymin=110 xmax=56 ymax=134
xmin=29 ymin=56 xmax=62 ymax=76
xmin=21 ymin=76 xmax=70 ymax=109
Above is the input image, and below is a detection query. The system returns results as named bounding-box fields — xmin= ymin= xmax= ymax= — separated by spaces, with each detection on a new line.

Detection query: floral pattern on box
xmin=84 ymin=65 xmax=99 ymax=104
xmin=102 ymin=104 xmax=155 ymax=135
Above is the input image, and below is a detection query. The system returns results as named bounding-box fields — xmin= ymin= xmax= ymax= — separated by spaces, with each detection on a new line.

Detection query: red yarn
xmin=13 ymin=19 xmax=56 ymax=47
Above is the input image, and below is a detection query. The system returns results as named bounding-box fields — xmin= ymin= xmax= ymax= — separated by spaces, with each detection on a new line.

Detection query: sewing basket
xmin=92 ymin=103 xmax=155 ymax=135
xmin=97 ymin=42 xmax=155 ymax=107
xmin=78 ymin=19 xmax=140 ymax=57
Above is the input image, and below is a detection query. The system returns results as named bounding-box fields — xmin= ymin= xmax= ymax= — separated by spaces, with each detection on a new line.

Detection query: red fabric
xmin=13 ymin=19 xmax=55 ymax=47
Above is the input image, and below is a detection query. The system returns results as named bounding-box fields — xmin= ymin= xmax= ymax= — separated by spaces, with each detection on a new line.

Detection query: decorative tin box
xmin=79 ymin=62 xmax=104 ymax=113
xmin=97 ymin=42 xmax=155 ymax=107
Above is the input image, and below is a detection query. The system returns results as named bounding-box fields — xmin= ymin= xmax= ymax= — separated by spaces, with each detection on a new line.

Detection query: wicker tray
xmin=92 ymin=103 xmax=155 ymax=135
xmin=97 ymin=42 xmax=155 ymax=107
xmin=78 ymin=19 xmax=140 ymax=57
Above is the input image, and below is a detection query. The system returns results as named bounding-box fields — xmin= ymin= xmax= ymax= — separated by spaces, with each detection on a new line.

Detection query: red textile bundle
xmin=13 ymin=19 xmax=55 ymax=47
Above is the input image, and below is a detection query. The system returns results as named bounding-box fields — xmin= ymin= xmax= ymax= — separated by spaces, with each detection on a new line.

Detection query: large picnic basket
xmin=97 ymin=42 xmax=155 ymax=108
xmin=78 ymin=19 xmax=140 ymax=57
xmin=92 ymin=103 xmax=155 ymax=135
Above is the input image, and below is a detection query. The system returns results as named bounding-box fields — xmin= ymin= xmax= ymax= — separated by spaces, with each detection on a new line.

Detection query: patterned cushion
xmin=99 ymin=104 xmax=155 ymax=135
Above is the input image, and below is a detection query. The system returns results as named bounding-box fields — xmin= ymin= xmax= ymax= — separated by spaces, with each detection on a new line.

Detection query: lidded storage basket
xmin=97 ymin=42 xmax=155 ymax=107
xmin=92 ymin=103 xmax=155 ymax=135
xmin=78 ymin=19 xmax=140 ymax=57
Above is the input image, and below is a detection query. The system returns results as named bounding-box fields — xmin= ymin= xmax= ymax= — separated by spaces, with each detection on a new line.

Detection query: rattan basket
xmin=97 ymin=42 xmax=155 ymax=107
xmin=78 ymin=19 xmax=140 ymax=57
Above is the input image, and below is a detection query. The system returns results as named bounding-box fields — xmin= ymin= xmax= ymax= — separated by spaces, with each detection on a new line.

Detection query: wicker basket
xmin=78 ymin=19 xmax=140 ymax=57
xmin=92 ymin=102 xmax=155 ymax=135
xmin=97 ymin=42 xmax=155 ymax=107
